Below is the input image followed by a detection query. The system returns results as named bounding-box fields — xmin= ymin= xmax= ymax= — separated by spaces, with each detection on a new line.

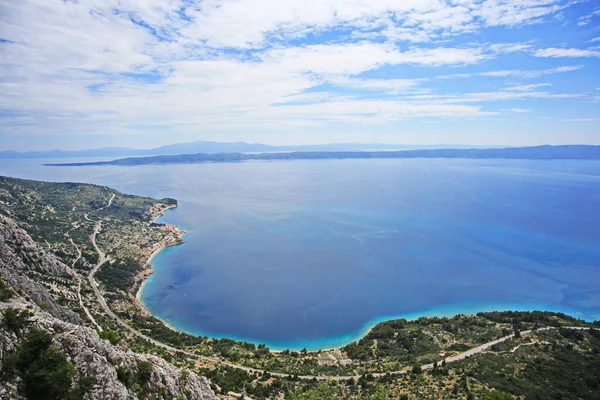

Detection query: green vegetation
xmin=476 ymin=310 xmax=591 ymax=328
xmin=95 ymin=257 xmax=140 ymax=292
xmin=336 ymin=312 xmax=582 ymax=375
xmin=0 ymin=177 xmax=111 ymax=253
xmin=192 ymin=326 xmax=600 ymax=399
xmin=288 ymin=382 xmax=341 ymax=400
xmin=2 ymin=308 xmax=32 ymax=332
xmin=200 ymin=365 xmax=290 ymax=399
xmin=455 ymin=328 xmax=600 ymax=400
xmin=98 ymin=329 xmax=121 ymax=345
xmin=96 ymin=193 xmax=156 ymax=222
xmin=2 ymin=328 xmax=89 ymax=400
xmin=136 ymin=361 xmax=153 ymax=385
xmin=0 ymin=277 xmax=15 ymax=301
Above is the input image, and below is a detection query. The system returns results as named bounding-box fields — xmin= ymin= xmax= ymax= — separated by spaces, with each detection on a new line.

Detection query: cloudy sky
xmin=1 ymin=0 xmax=599 ymax=150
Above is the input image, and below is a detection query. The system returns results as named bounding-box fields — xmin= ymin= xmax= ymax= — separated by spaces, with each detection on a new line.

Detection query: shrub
xmin=98 ymin=330 xmax=121 ymax=345
xmin=0 ymin=277 xmax=15 ymax=301
xmin=23 ymin=346 xmax=75 ymax=400
xmin=2 ymin=308 xmax=31 ymax=332
xmin=8 ymin=329 xmax=77 ymax=400
xmin=136 ymin=361 xmax=153 ymax=385
xmin=484 ymin=391 xmax=515 ymax=399
xmin=116 ymin=366 xmax=134 ymax=388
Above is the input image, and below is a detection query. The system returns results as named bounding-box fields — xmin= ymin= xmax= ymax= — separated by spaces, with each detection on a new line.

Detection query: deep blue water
xmin=2 ymin=158 xmax=599 ymax=350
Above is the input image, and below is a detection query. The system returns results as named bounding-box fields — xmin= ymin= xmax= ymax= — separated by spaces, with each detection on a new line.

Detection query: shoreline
xmin=133 ymin=202 xmax=186 ymax=330
xmin=262 ymin=302 xmax=598 ymax=352
xmin=131 ymin=204 xmax=598 ymax=353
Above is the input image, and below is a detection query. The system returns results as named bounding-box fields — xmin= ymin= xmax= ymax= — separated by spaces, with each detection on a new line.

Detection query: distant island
xmin=0 ymin=141 xmax=490 ymax=159
xmin=46 ymin=145 xmax=600 ymax=166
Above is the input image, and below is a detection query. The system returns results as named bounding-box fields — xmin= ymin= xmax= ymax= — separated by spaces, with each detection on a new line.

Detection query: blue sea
xmin=2 ymin=158 xmax=599 ymax=350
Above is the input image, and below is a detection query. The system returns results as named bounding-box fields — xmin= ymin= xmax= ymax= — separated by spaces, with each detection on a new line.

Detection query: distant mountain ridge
xmin=1 ymin=141 xmax=496 ymax=159
xmin=47 ymin=145 xmax=600 ymax=167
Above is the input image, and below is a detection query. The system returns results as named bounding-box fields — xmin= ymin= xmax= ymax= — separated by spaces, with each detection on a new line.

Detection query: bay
xmin=2 ymin=158 xmax=599 ymax=350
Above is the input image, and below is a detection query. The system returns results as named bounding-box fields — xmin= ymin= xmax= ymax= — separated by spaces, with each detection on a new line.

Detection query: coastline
xmin=304 ymin=302 xmax=597 ymax=353
xmin=258 ymin=302 xmax=598 ymax=352
xmin=133 ymin=202 xmax=186 ymax=328
xmin=131 ymin=205 xmax=598 ymax=353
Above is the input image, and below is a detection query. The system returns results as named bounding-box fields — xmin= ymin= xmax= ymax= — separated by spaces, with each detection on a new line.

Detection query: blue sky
xmin=0 ymin=0 xmax=599 ymax=150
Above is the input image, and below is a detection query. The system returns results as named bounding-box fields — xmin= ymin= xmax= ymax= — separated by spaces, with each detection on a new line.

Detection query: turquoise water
xmin=2 ymin=158 xmax=599 ymax=350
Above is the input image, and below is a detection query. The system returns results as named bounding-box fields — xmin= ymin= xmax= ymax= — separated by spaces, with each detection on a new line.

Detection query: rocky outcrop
xmin=0 ymin=215 xmax=82 ymax=324
xmin=0 ymin=213 xmax=217 ymax=399
xmin=0 ymin=215 xmax=74 ymax=277
xmin=0 ymin=301 xmax=217 ymax=400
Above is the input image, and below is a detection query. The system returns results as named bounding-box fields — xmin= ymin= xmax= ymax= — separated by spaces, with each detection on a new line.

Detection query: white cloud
xmin=176 ymin=0 xmax=569 ymax=48
xmin=260 ymin=43 xmax=489 ymax=78
xmin=506 ymin=83 xmax=552 ymax=91
xmin=578 ymin=9 xmax=600 ymax=26
xmin=0 ymin=0 xmax=596 ymax=143
xmin=535 ymin=47 xmax=600 ymax=58
xmin=408 ymin=90 xmax=583 ymax=103
xmin=489 ymin=42 xmax=533 ymax=54
xmin=329 ymin=77 xmax=426 ymax=93
xmin=473 ymin=0 xmax=567 ymax=27
xmin=504 ymin=108 xmax=531 ymax=113
xmin=440 ymin=65 xmax=583 ymax=79
xmin=181 ymin=0 xmax=439 ymax=48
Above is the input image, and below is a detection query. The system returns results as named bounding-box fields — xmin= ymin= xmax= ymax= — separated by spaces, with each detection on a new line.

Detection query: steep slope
xmin=0 ymin=214 xmax=217 ymax=400
xmin=0 ymin=215 xmax=82 ymax=324
xmin=0 ymin=299 xmax=216 ymax=400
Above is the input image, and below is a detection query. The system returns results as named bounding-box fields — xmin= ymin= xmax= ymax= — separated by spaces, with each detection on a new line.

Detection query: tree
xmin=2 ymin=308 xmax=31 ymax=332
xmin=69 ymin=375 xmax=94 ymax=400
xmin=16 ymin=328 xmax=53 ymax=366
xmin=485 ymin=390 xmax=515 ymax=400
xmin=23 ymin=346 xmax=75 ymax=400
xmin=136 ymin=361 xmax=153 ymax=385
xmin=98 ymin=330 xmax=121 ymax=345
xmin=0 ymin=277 xmax=15 ymax=300
xmin=288 ymin=383 xmax=338 ymax=400
xmin=369 ymin=387 xmax=390 ymax=399
xmin=10 ymin=329 xmax=78 ymax=400
xmin=116 ymin=366 xmax=134 ymax=388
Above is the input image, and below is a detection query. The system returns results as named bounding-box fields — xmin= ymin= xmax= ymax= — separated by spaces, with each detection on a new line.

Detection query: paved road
xmin=83 ymin=194 xmax=594 ymax=381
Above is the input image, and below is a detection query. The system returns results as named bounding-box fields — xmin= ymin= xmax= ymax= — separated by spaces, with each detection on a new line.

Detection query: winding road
xmin=83 ymin=194 xmax=593 ymax=381
xmin=70 ymin=235 xmax=102 ymax=331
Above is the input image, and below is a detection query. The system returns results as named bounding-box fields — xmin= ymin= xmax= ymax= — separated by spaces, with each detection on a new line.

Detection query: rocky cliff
xmin=0 ymin=214 xmax=218 ymax=400
xmin=0 ymin=215 xmax=82 ymax=324
xmin=0 ymin=300 xmax=217 ymax=400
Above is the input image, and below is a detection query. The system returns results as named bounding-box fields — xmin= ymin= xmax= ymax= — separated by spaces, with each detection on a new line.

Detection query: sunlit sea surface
xmin=2 ymin=158 xmax=599 ymax=350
